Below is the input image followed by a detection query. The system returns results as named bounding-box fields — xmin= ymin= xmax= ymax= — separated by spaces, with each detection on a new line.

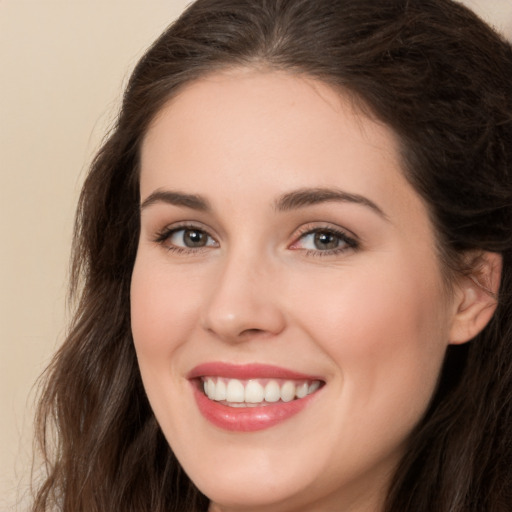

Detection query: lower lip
xmin=192 ymin=383 xmax=319 ymax=432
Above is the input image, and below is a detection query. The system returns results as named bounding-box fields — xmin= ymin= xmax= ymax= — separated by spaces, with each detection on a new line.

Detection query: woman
xmin=32 ymin=0 xmax=512 ymax=511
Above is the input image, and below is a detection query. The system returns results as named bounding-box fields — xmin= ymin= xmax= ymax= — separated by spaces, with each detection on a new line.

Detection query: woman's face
xmin=131 ymin=69 xmax=458 ymax=512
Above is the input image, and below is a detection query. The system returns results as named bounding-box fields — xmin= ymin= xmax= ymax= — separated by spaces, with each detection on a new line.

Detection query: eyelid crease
xmin=153 ymin=225 xmax=219 ymax=255
xmin=153 ymin=223 xmax=217 ymax=243
xmin=292 ymin=222 xmax=359 ymax=241
xmin=289 ymin=225 xmax=360 ymax=254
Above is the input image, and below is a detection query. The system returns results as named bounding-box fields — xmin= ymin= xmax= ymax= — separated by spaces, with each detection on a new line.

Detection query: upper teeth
xmin=202 ymin=377 xmax=321 ymax=405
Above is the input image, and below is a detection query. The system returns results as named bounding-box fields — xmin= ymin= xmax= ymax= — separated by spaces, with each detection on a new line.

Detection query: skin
xmin=130 ymin=69 xmax=487 ymax=512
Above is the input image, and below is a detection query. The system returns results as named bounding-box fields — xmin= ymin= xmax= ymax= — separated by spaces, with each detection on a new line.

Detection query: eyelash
xmin=153 ymin=223 xmax=359 ymax=257
xmin=291 ymin=225 xmax=359 ymax=257
xmin=153 ymin=224 xmax=216 ymax=255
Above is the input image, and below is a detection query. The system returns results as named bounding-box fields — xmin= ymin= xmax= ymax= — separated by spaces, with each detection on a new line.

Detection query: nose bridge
xmin=201 ymin=241 xmax=285 ymax=341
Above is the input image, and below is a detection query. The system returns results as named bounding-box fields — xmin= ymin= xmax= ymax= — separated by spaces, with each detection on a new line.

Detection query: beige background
xmin=1 ymin=1 xmax=511 ymax=510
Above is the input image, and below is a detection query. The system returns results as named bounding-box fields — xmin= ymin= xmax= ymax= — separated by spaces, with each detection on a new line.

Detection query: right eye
xmin=170 ymin=228 xmax=213 ymax=248
xmin=155 ymin=226 xmax=219 ymax=252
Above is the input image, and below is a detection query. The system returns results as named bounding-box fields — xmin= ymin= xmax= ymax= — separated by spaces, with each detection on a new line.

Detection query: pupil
xmin=184 ymin=230 xmax=206 ymax=247
xmin=314 ymin=231 xmax=338 ymax=250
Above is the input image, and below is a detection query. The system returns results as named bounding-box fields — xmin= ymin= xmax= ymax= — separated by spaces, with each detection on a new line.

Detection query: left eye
xmin=168 ymin=228 xmax=217 ymax=248
xmin=294 ymin=229 xmax=356 ymax=252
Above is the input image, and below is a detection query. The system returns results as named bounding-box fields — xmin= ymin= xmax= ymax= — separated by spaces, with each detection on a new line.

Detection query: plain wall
xmin=1 ymin=1 xmax=511 ymax=509
xmin=0 ymin=2 xmax=191 ymax=509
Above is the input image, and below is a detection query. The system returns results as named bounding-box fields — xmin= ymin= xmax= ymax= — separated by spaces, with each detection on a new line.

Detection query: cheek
xmin=129 ymin=254 xmax=208 ymax=432
xmin=130 ymin=256 xmax=200 ymax=357
xmin=290 ymin=256 xmax=450 ymax=425
xmin=130 ymin=255 xmax=204 ymax=432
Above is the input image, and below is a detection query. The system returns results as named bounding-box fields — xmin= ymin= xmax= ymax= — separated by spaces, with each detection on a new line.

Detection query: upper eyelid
xmin=292 ymin=222 xmax=358 ymax=241
xmin=154 ymin=225 xmax=219 ymax=252
xmin=288 ymin=224 xmax=362 ymax=255
xmin=157 ymin=221 xmax=218 ymax=238
xmin=292 ymin=227 xmax=357 ymax=245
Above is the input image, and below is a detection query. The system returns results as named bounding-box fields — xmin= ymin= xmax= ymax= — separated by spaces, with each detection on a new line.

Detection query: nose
xmin=200 ymin=250 xmax=286 ymax=343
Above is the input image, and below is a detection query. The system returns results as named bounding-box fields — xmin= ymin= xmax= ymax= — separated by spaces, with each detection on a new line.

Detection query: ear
xmin=449 ymin=252 xmax=502 ymax=345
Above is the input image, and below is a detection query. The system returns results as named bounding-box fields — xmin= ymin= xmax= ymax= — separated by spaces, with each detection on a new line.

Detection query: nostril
xmin=237 ymin=328 xmax=276 ymax=340
xmin=241 ymin=328 xmax=264 ymax=335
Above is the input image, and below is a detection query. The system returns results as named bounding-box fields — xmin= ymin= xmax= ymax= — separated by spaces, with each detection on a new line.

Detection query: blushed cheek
xmin=129 ymin=260 xmax=195 ymax=419
xmin=294 ymin=263 xmax=448 ymax=402
xmin=130 ymin=257 xmax=208 ymax=372
xmin=131 ymin=268 xmax=163 ymax=355
xmin=131 ymin=260 xmax=178 ymax=356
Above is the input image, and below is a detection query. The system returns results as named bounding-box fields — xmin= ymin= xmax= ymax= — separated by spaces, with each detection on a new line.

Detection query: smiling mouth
xmin=201 ymin=377 xmax=323 ymax=407
xmin=188 ymin=363 xmax=325 ymax=431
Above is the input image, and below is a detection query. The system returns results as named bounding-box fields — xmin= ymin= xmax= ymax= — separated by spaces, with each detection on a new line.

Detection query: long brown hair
xmin=32 ymin=1 xmax=512 ymax=510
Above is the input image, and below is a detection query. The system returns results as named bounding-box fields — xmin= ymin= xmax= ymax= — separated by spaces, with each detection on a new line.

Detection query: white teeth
xmin=245 ymin=380 xmax=265 ymax=403
xmin=202 ymin=377 xmax=322 ymax=404
xmin=281 ymin=381 xmax=296 ymax=402
xmin=214 ymin=379 xmax=227 ymax=401
xmin=308 ymin=381 xmax=320 ymax=394
xmin=206 ymin=379 xmax=215 ymax=400
xmin=226 ymin=379 xmax=245 ymax=402
xmin=296 ymin=382 xmax=309 ymax=399
xmin=264 ymin=380 xmax=281 ymax=402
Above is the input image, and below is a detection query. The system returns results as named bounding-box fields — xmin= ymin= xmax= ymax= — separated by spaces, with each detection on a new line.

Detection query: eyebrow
xmin=140 ymin=190 xmax=211 ymax=211
xmin=140 ymin=186 xmax=387 ymax=219
xmin=274 ymin=187 xmax=388 ymax=219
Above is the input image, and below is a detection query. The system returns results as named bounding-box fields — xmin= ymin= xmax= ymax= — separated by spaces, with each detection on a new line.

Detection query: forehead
xmin=142 ymin=68 xmax=400 ymax=164
xmin=140 ymin=69 xmax=424 ymax=226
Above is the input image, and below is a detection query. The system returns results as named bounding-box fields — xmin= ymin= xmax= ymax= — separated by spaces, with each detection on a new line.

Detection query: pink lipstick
xmin=188 ymin=363 xmax=324 ymax=432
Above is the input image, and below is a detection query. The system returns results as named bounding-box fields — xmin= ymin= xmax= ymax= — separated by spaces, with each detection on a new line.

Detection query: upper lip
xmin=187 ymin=362 xmax=323 ymax=381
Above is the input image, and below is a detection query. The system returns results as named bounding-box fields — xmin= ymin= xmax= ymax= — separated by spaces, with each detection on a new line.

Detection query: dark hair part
xmin=33 ymin=0 xmax=512 ymax=510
